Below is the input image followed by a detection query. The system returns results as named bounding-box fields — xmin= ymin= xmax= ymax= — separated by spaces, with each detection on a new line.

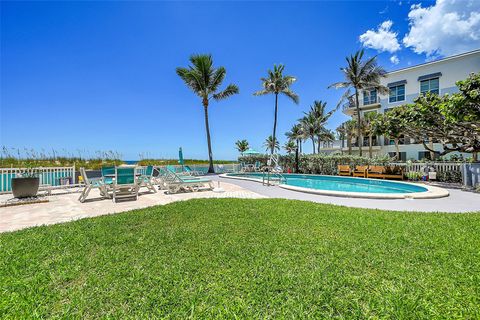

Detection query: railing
xmin=0 ymin=166 xmax=76 ymax=193
xmin=391 ymin=162 xmax=462 ymax=173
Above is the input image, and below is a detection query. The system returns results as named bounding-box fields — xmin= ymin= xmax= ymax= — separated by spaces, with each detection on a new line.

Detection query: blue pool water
xmin=226 ymin=173 xmax=428 ymax=194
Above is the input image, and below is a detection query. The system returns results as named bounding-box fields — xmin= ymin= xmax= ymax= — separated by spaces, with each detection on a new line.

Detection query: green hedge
xmin=239 ymin=154 xmax=391 ymax=175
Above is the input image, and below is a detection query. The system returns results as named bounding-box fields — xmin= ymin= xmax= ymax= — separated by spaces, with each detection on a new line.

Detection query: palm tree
xmin=299 ymin=112 xmax=318 ymax=154
xmin=177 ymin=54 xmax=239 ymax=173
xmin=263 ymin=135 xmax=280 ymax=153
xmin=361 ymin=112 xmax=382 ymax=158
xmin=336 ymin=123 xmax=347 ymax=154
xmin=285 ymin=123 xmax=305 ymax=154
xmin=329 ymin=49 xmax=387 ymax=156
xmin=235 ymin=139 xmax=249 ymax=155
xmin=283 ymin=140 xmax=296 ymax=154
xmin=318 ymin=129 xmax=335 ymax=150
xmin=305 ymin=100 xmax=336 ymax=153
xmin=344 ymin=120 xmax=357 ymax=155
xmin=254 ymin=64 xmax=299 ymax=154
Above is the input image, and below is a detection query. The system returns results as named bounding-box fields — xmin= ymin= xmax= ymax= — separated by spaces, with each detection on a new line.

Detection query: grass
xmin=1 ymin=199 xmax=479 ymax=318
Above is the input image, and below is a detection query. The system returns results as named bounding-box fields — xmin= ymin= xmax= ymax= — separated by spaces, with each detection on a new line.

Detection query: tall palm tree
xmin=176 ymin=54 xmax=239 ymax=173
xmin=263 ymin=135 xmax=280 ymax=153
xmin=329 ymin=49 xmax=387 ymax=156
xmin=283 ymin=140 xmax=296 ymax=154
xmin=318 ymin=129 xmax=335 ymax=151
xmin=235 ymin=139 xmax=249 ymax=155
xmin=254 ymin=64 xmax=299 ymax=154
xmin=285 ymin=123 xmax=304 ymax=154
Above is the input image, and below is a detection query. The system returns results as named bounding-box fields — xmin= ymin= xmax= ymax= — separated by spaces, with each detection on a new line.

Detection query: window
xmin=389 ymin=84 xmax=405 ymax=103
xmin=363 ymin=89 xmax=377 ymax=105
xmin=420 ymin=78 xmax=439 ymax=95
xmin=418 ymin=151 xmax=440 ymax=160
xmin=388 ymin=152 xmax=406 ymax=161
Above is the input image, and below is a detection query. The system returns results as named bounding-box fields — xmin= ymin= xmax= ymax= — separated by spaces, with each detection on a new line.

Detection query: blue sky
xmin=1 ymin=0 xmax=478 ymax=160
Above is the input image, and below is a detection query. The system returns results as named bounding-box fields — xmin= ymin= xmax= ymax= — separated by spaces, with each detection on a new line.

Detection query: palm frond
xmin=213 ymin=84 xmax=239 ymax=101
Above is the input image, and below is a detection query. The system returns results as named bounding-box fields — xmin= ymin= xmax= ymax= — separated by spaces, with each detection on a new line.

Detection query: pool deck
xmin=1 ymin=175 xmax=478 ymax=233
xmin=213 ymin=175 xmax=480 ymax=213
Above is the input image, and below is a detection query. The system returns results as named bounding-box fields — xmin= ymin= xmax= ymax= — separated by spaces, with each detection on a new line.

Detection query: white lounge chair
xmin=78 ymin=167 xmax=109 ymax=203
xmin=137 ymin=165 xmax=157 ymax=193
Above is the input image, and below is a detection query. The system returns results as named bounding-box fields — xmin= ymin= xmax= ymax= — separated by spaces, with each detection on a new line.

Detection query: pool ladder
xmin=262 ymin=154 xmax=287 ymax=186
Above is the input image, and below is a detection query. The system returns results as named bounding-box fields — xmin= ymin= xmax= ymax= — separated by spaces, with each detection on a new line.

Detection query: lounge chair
xmin=253 ymin=161 xmax=263 ymax=172
xmin=112 ymin=167 xmax=139 ymax=202
xmin=352 ymin=165 xmax=368 ymax=178
xmin=384 ymin=166 xmax=404 ymax=180
xmin=367 ymin=166 xmax=386 ymax=179
xmin=162 ymin=170 xmax=213 ymax=194
xmin=137 ymin=165 xmax=157 ymax=193
xmin=101 ymin=165 xmax=115 ymax=185
xmin=338 ymin=165 xmax=352 ymax=176
xmin=78 ymin=167 xmax=109 ymax=202
xmin=183 ymin=165 xmax=203 ymax=176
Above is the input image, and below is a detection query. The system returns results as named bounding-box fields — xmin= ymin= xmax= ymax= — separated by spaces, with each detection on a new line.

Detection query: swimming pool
xmin=221 ymin=173 xmax=449 ymax=199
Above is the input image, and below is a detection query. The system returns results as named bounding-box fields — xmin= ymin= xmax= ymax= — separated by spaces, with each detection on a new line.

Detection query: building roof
xmin=387 ymin=49 xmax=480 ymax=75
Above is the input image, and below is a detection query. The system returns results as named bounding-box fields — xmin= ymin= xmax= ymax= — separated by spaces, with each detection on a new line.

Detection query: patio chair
xmin=253 ymin=161 xmax=263 ymax=172
xmin=384 ymin=166 xmax=404 ymax=180
xmin=367 ymin=166 xmax=386 ymax=179
xmin=137 ymin=165 xmax=157 ymax=193
xmin=352 ymin=165 xmax=369 ymax=178
xmin=112 ymin=167 xmax=139 ymax=203
xmin=163 ymin=170 xmax=214 ymax=194
xmin=78 ymin=167 xmax=109 ymax=203
xmin=338 ymin=165 xmax=352 ymax=176
xmin=101 ymin=165 xmax=115 ymax=185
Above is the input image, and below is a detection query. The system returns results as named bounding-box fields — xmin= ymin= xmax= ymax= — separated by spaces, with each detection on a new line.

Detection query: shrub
xmin=436 ymin=171 xmax=462 ymax=183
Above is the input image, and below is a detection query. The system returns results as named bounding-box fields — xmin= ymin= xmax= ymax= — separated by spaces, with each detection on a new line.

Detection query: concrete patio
xmin=0 ymin=181 xmax=265 ymax=233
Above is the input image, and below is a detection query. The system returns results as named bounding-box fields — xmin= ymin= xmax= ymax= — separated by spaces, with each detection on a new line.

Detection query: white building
xmin=332 ymin=49 xmax=480 ymax=160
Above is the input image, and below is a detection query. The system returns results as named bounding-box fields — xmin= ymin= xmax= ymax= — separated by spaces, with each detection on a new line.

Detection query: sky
xmin=1 ymin=0 xmax=479 ymax=160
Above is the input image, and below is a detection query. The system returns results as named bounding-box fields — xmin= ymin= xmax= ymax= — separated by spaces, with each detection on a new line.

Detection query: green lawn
xmin=1 ymin=199 xmax=479 ymax=318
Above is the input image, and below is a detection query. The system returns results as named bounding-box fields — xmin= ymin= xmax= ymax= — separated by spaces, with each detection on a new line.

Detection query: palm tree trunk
xmin=354 ymin=89 xmax=362 ymax=156
xmin=428 ymin=137 xmax=435 ymax=160
xmin=317 ymin=137 xmax=321 ymax=153
xmin=203 ymin=104 xmax=215 ymax=173
xmin=311 ymin=138 xmax=316 ymax=154
xmin=271 ymin=93 xmax=279 ymax=155
xmin=394 ymin=138 xmax=400 ymax=160
xmin=347 ymin=134 xmax=352 ymax=155
xmin=295 ymin=141 xmax=299 ymax=173
xmin=369 ymin=135 xmax=373 ymax=158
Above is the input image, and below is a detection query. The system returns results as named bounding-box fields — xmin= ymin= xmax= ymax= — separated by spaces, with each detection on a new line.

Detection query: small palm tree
xmin=177 ymin=54 xmax=239 ymax=173
xmin=299 ymin=112 xmax=318 ymax=154
xmin=283 ymin=140 xmax=296 ymax=154
xmin=344 ymin=120 xmax=357 ymax=155
xmin=254 ymin=64 xmax=299 ymax=154
xmin=263 ymin=135 xmax=280 ymax=153
xmin=336 ymin=123 xmax=347 ymax=153
xmin=235 ymin=139 xmax=249 ymax=155
xmin=285 ymin=123 xmax=305 ymax=154
xmin=329 ymin=50 xmax=387 ymax=156
xmin=361 ymin=112 xmax=382 ymax=158
xmin=305 ymin=100 xmax=336 ymax=153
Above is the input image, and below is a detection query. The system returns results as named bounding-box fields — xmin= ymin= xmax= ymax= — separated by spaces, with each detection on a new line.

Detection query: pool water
xmin=226 ymin=173 xmax=428 ymax=194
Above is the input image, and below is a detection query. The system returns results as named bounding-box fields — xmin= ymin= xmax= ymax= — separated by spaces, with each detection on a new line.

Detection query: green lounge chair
xmin=183 ymin=165 xmax=203 ymax=176
xmin=112 ymin=167 xmax=139 ymax=203
xmin=101 ymin=166 xmax=115 ymax=185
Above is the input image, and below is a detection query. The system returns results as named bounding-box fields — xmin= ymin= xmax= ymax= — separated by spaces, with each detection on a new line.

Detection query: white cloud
xmin=403 ymin=0 xmax=480 ymax=57
xmin=390 ymin=55 xmax=400 ymax=64
xmin=359 ymin=20 xmax=401 ymax=53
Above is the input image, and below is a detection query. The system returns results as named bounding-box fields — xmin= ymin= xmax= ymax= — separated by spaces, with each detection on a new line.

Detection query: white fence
xmin=0 ymin=166 xmax=76 ymax=193
xmin=391 ymin=162 xmax=462 ymax=173
xmin=157 ymin=163 xmax=241 ymax=173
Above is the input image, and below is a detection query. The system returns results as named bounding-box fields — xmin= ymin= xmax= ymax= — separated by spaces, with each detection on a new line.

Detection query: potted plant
xmin=12 ymin=169 xmax=40 ymax=198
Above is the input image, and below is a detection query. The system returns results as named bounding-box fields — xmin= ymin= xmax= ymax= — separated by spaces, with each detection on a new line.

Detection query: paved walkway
xmin=0 ymin=182 xmax=265 ymax=233
xmin=214 ymin=175 xmax=480 ymax=213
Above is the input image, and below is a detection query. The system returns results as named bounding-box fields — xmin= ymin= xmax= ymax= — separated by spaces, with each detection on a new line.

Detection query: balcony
xmin=342 ymin=96 xmax=381 ymax=115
